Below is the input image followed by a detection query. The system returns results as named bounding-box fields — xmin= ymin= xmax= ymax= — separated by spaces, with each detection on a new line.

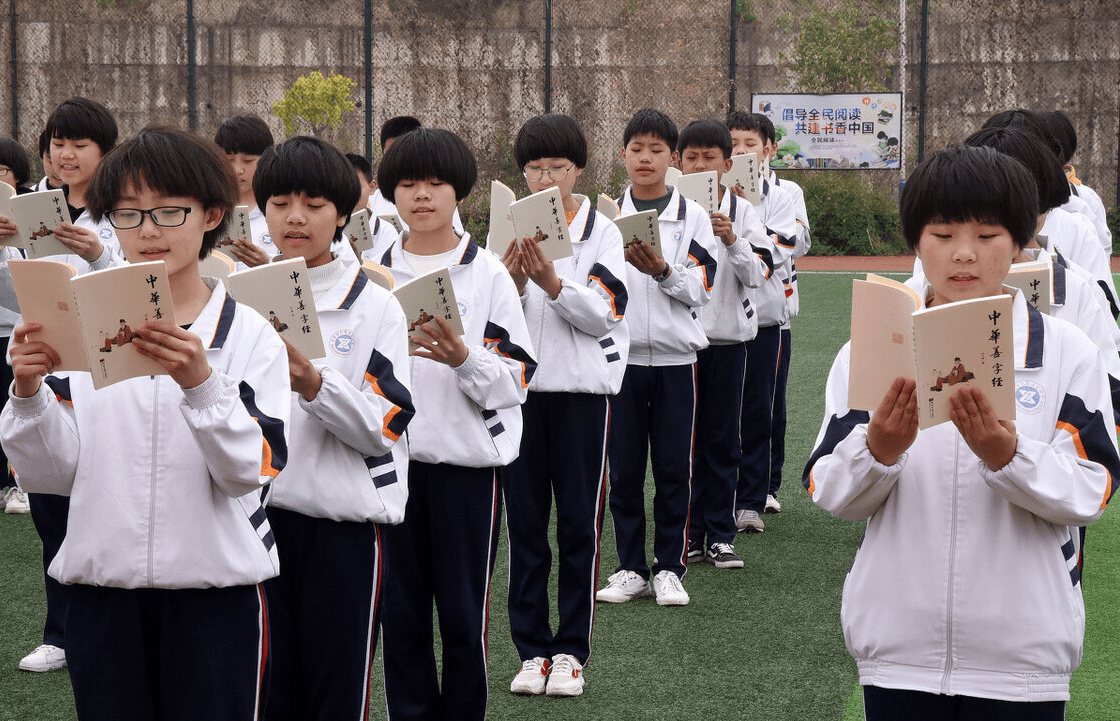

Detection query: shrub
xmin=788 ymin=171 xmax=904 ymax=256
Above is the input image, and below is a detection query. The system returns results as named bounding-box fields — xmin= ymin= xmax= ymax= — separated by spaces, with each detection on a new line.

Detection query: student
xmin=33 ymin=130 xmax=63 ymax=191
xmin=252 ymin=136 xmax=413 ymax=721
xmin=375 ymin=128 xmax=536 ymax=721
xmin=1039 ymin=110 xmax=1111 ymax=254
xmin=676 ymin=120 xmax=770 ymax=569
xmin=367 ymin=116 xmax=464 ymax=235
xmin=344 ymin=152 xmax=399 ymax=263
xmin=0 ymin=126 xmax=291 ymax=719
xmin=725 ymin=110 xmax=800 ymax=532
xmin=804 ymin=144 xmax=1119 ymax=719
xmin=596 ymin=109 xmax=718 ymax=607
xmin=214 ymin=114 xmax=276 ymax=267
xmin=497 ymin=113 xmax=628 ymax=697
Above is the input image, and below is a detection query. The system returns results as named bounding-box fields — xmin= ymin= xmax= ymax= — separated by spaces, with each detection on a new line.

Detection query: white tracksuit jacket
xmin=702 ymin=189 xmax=769 ymax=344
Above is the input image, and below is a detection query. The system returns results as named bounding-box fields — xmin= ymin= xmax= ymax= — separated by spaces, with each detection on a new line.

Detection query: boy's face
xmin=523 ymin=156 xmax=583 ymax=201
xmin=915 ymin=219 xmax=1017 ymax=307
xmin=679 ymin=145 xmax=732 ymax=183
xmin=730 ymin=129 xmax=769 ymax=161
xmin=622 ymin=133 xmax=676 ymax=195
xmin=393 ymin=178 xmax=458 ymax=236
xmin=51 ymin=136 xmax=104 ymax=190
xmin=225 ymin=152 xmax=260 ymax=203
xmin=112 ymin=181 xmax=222 ymax=280
xmin=265 ymin=192 xmax=347 ymax=269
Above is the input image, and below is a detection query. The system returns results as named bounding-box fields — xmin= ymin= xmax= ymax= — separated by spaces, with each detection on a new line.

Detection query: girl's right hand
xmin=9 ymin=322 xmax=61 ymax=398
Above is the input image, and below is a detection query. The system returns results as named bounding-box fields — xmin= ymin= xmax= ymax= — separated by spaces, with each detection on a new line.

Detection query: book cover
xmin=848 ymin=274 xmax=1014 ymax=429
xmin=377 ymin=214 xmax=404 ymax=234
xmin=676 ymin=170 xmax=719 ymax=215
xmin=215 ymin=205 xmax=252 ymax=249
xmin=725 ymin=153 xmax=761 ymax=205
xmin=0 ymin=182 xmax=15 ymax=231
xmin=8 ymin=189 xmax=72 ymax=258
xmin=597 ymin=194 xmax=620 ymax=220
xmin=665 ymin=167 xmax=682 ymax=187
xmin=613 ymin=210 xmax=663 ymax=260
xmin=200 ymin=250 xmax=236 ymax=279
xmin=392 ymin=266 xmax=464 ymax=349
xmin=345 ymin=211 xmax=374 ymax=253
xmin=361 ymin=258 xmax=395 ymax=291
xmin=225 ymin=257 xmax=326 ymax=359
xmin=1004 ymin=255 xmax=1052 ymax=314
xmin=10 ymin=259 xmax=178 ymax=389
xmin=487 ymin=180 xmax=518 ymax=258
xmin=508 ymin=186 xmax=574 ymax=262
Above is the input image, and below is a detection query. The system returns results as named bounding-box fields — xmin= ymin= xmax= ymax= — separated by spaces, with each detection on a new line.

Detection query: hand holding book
xmin=409 ymin=315 xmax=468 ymax=368
xmin=865 ymin=377 xmax=918 ymax=466
xmin=130 ymin=321 xmax=211 ymax=390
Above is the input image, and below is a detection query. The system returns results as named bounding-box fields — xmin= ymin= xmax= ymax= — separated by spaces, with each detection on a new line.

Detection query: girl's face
xmin=111 ymin=181 xmax=222 ymax=281
xmin=50 ymin=137 xmax=104 ymax=191
xmin=915 ymin=218 xmax=1017 ymax=307
xmin=393 ymin=178 xmax=458 ymax=235
xmin=265 ymin=192 xmax=347 ymax=269
xmin=523 ymin=156 xmax=583 ymax=202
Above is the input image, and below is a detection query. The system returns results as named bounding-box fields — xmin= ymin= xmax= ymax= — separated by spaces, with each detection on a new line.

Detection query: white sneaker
xmin=652 ymin=570 xmax=689 ymax=606
xmin=765 ymin=494 xmax=782 ymax=513
xmin=19 ymin=644 xmax=66 ymax=672
xmin=3 ymin=487 xmax=30 ymax=514
xmin=546 ymin=653 xmax=584 ymax=697
xmin=595 ymin=570 xmax=650 ymax=603
xmin=735 ymin=508 xmax=765 ymax=533
xmin=509 ymin=656 xmax=549 ymax=695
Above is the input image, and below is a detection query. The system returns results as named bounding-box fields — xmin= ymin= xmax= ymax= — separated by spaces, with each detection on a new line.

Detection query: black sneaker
xmin=706 ymin=542 xmax=744 ymax=569
xmin=686 ymin=539 xmax=705 ymax=564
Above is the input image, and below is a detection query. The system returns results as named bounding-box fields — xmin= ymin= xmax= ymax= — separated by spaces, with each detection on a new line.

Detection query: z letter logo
xmin=1015 ymin=380 xmax=1044 ymax=415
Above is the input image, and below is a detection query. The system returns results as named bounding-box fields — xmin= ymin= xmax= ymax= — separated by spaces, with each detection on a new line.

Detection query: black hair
xmin=1041 ymin=110 xmax=1077 ymax=165
xmin=253 ymin=137 xmax=360 ymax=243
xmin=963 ymin=126 xmax=1070 ymax=212
xmin=86 ymin=126 xmax=237 ymax=259
xmin=677 ymin=120 xmax=733 ymax=159
xmin=213 ymin=115 xmax=274 ymax=156
xmin=45 ymin=97 xmax=118 ymax=154
xmin=379 ymin=116 xmax=422 ymax=149
xmin=899 ymin=144 xmax=1038 ymax=251
xmin=623 ymin=109 xmax=678 ymax=150
xmin=980 ymin=109 xmax=1063 ymax=161
xmin=38 ymin=130 xmax=51 ymax=158
xmin=513 ymin=114 xmax=588 ymax=169
xmin=376 ymin=128 xmax=477 ymax=203
xmin=345 ymin=152 xmax=373 ymax=181
xmin=725 ymin=111 xmax=775 ymax=145
xmin=0 ymin=138 xmax=32 ymax=188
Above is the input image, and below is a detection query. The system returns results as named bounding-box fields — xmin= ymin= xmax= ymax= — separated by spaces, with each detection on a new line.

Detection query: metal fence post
xmin=728 ymin=0 xmax=737 ymax=114
xmin=365 ymin=0 xmax=373 ymax=161
xmin=544 ymin=0 xmax=552 ymax=114
xmin=9 ymin=0 xmax=18 ymax=140
xmin=916 ymin=0 xmax=928 ymax=163
xmin=187 ymin=0 xmax=197 ymax=131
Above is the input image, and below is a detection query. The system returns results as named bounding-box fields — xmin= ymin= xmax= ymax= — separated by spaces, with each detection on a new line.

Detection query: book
xmin=344 ymin=210 xmax=374 ymax=253
xmin=613 ymin=210 xmax=663 ymax=260
xmin=0 ymin=181 xmax=15 ymax=220
xmin=848 ymin=274 xmax=1014 ymax=429
xmin=1004 ymin=254 xmax=1052 ymax=314
xmin=6 ymin=189 xmax=73 ymax=258
xmin=225 ymin=257 xmax=326 ymax=359
xmin=377 ymin=213 xmax=404 ymax=234
xmin=392 ymin=266 xmax=464 ymax=349
xmin=200 ymin=250 xmax=236 ymax=279
xmin=487 ymin=180 xmax=518 ymax=258
xmin=676 ymin=170 xmax=719 ymax=215
xmin=361 ymin=258 xmax=395 ymax=291
xmin=725 ymin=153 xmax=762 ymax=205
xmin=9 ymin=259 xmax=178 ymax=390
xmin=596 ymin=194 xmax=620 ymax=220
xmin=508 ymin=186 xmax=574 ymax=262
xmin=215 ymin=205 xmax=252 ymax=249
xmin=665 ymin=167 xmax=682 ymax=187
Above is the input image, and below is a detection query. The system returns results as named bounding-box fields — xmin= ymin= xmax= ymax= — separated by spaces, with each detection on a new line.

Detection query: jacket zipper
xmin=147 ymin=375 xmax=159 ymax=588
xmin=941 ymin=435 xmax=960 ymax=693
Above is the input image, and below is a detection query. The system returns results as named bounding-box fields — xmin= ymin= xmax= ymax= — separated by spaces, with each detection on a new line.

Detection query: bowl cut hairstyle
xmin=1042 ymin=110 xmax=1077 ymax=165
xmin=0 ymin=138 xmax=32 ymax=187
xmin=678 ymin=120 xmax=733 ymax=159
xmin=379 ymin=116 xmax=422 ymax=149
xmin=45 ymin=97 xmax=118 ymax=155
xmin=214 ymin=115 xmax=274 ymax=157
xmin=963 ymin=126 xmax=1070 ymax=212
xmin=38 ymin=130 xmax=51 ymax=158
xmin=376 ymin=128 xmax=477 ymax=204
xmin=980 ymin=109 xmax=1063 ymax=161
xmin=623 ymin=109 xmax=678 ymax=150
xmin=254 ymin=137 xmax=361 ymax=243
xmin=900 ymin=144 xmax=1039 ymax=252
xmin=725 ymin=111 xmax=775 ymax=145
xmin=513 ymin=114 xmax=588 ymax=170
xmin=86 ymin=126 xmax=238 ymax=260
xmin=345 ymin=152 xmax=373 ymax=181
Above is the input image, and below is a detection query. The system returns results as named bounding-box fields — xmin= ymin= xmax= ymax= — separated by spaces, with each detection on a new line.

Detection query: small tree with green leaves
xmin=272 ymin=71 xmax=357 ymax=137
xmin=780 ymin=2 xmax=896 ymax=93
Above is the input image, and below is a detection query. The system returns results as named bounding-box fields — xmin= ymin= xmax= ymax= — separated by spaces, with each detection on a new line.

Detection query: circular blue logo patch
xmin=457 ymin=299 xmax=470 ymax=321
xmin=98 ymin=227 xmax=114 ymax=240
xmin=1015 ymin=380 xmax=1044 ymax=415
xmin=261 ymin=233 xmax=274 ymax=246
xmin=330 ymin=330 xmax=354 ymax=357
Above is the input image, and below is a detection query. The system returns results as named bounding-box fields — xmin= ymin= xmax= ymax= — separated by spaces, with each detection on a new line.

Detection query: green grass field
xmin=0 ymin=270 xmax=1117 ymax=720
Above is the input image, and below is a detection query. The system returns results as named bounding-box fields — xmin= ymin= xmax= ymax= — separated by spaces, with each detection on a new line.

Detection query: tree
xmin=781 ymin=3 xmax=896 ymax=93
xmin=272 ymin=72 xmax=357 ymax=137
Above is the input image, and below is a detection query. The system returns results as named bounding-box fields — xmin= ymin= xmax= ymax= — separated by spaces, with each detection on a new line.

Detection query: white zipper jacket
xmin=752 ymin=177 xmax=800 ymax=328
xmin=0 ymin=279 xmax=292 ymax=589
xmin=804 ymin=289 xmax=1120 ymax=703
xmin=702 ymin=190 xmax=769 ymax=344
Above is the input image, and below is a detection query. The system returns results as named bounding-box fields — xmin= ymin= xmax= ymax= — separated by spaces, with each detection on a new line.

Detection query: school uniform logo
xmin=458 ymin=299 xmax=471 ymax=321
xmin=673 ymin=230 xmax=684 ymax=243
xmin=1015 ymin=380 xmax=1044 ymax=414
xmin=99 ymin=227 xmax=114 ymax=240
xmin=330 ymin=330 xmax=355 ymax=357
xmin=261 ymin=233 xmax=274 ymax=246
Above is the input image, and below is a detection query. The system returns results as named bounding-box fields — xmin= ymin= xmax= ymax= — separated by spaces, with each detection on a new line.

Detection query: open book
xmin=614 ymin=210 xmax=663 ymax=260
xmin=1004 ymin=253 xmax=1052 ymax=314
xmin=725 ymin=153 xmax=761 ymax=205
xmin=215 ymin=205 xmax=252 ymax=249
xmin=4 ymin=189 xmax=73 ymax=258
xmin=665 ymin=167 xmax=682 ymax=187
xmin=361 ymin=258 xmax=395 ymax=291
xmin=9 ymin=259 xmax=177 ymax=389
xmin=200 ymin=250 xmax=236 ymax=280
xmin=344 ymin=211 xmax=375 ymax=254
xmin=508 ymin=186 xmax=574 ymax=262
xmin=487 ymin=180 xmax=518 ymax=258
xmin=392 ymin=266 xmax=464 ymax=348
xmin=225 ymin=257 xmax=326 ymax=359
xmin=377 ymin=214 xmax=404 ymax=234
xmin=596 ymin=194 xmax=620 ymax=220
xmin=676 ymin=171 xmax=719 ymax=214
xmin=848 ymin=274 xmax=1014 ymax=429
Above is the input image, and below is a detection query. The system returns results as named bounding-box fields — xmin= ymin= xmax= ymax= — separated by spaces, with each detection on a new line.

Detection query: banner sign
xmin=751 ymin=93 xmax=902 ymax=169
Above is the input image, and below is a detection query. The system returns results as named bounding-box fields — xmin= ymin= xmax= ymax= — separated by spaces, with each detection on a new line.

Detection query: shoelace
xmin=551 ymin=656 xmax=577 ymax=677
xmin=521 ymin=658 xmax=547 ymax=675
xmin=710 ymin=542 xmax=735 ymax=556
xmin=658 ymin=572 xmax=683 ymax=593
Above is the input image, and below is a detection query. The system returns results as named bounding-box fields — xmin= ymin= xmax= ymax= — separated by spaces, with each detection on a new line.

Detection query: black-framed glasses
xmin=523 ymin=163 xmax=574 ymax=183
xmin=106 ymin=206 xmax=193 ymax=230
